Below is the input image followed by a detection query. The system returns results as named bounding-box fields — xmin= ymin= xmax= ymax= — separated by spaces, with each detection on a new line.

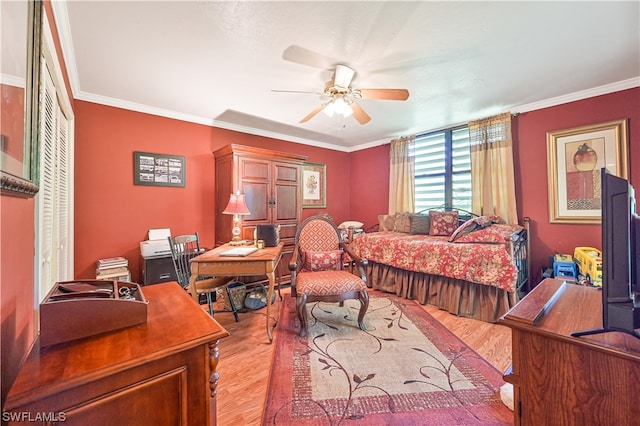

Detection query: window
xmin=414 ymin=126 xmax=471 ymax=213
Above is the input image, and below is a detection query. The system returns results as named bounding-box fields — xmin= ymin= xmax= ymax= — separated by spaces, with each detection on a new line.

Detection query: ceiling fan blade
xmin=272 ymin=89 xmax=325 ymax=95
xmin=357 ymin=88 xmax=410 ymax=101
xmin=334 ymin=64 xmax=355 ymax=89
xmin=350 ymin=102 xmax=371 ymax=125
xmin=282 ymin=45 xmax=338 ymax=70
xmin=299 ymin=104 xmax=326 ymax=123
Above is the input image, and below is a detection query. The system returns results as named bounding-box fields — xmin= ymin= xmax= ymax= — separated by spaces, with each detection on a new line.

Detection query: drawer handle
xmin=159 ymin=273 xmax=171 ymax=279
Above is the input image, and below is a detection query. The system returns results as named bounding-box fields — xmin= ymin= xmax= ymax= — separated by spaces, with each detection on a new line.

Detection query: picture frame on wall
xmin=546 ymin=119 xmax=628 ymax=224
xmin=302 ymin=162 xmax=326 ymax=208
xmin=134 ymin=151 xmax=186 ymax=187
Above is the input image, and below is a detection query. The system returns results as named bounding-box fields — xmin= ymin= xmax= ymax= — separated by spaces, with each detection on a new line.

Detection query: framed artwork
xmin=0 ymin=0 xmax=42 ymax=197
xmin=546 ymin=119 xmax=628 ymax=224
xmin=134 ymin=151 xmax=185 ymax=187
xmin=302 ymin=162 xmax=326 ymax=208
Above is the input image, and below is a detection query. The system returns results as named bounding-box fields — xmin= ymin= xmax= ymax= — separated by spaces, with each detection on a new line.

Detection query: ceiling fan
xmin=274 ymin=64 xmax=409 ymax=125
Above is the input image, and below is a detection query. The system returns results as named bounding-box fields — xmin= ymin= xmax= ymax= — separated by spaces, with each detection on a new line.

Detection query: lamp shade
xmin=222 ymin=192 xmax=251 ymax=215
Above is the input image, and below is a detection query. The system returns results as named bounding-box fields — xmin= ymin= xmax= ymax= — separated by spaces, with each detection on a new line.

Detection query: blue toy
xmin=553 ymin=254 xmax=577 ymax=281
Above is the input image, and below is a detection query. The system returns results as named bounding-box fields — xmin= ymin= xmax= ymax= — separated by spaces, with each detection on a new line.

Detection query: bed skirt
xmin=364 ymin=261 xmax=518 ymax=323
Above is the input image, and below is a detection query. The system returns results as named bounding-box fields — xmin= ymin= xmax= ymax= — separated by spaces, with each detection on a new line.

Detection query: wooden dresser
xmin=214 ymin=144 xmax=307 ymax=284
xmin=500 ymin=278 xmax=640 ymax=425
xmin=4 ymin=282 xmax=229 ymax=425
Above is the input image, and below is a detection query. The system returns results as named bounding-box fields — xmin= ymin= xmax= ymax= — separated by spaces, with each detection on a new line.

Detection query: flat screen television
xmin=572 ymin=168 xmax=640 ymax=338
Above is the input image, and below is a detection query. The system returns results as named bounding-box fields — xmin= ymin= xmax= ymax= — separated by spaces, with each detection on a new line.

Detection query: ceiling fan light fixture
xmin=333 ymin=96 xmax=347 ymax=115
xmin=327 ymin=96 xmax=352 ymax=118
xmin=323 ymin=100 xmax=336 ymax=117
xmin=341 ymin=101 xmax=353 ymax=118
xmin=323 ymin=97 xmax=352 ymax=118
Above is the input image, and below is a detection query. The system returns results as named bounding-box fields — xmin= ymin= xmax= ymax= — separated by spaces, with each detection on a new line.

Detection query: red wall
xmin=349 ymin=144 xmax=390 ymax=229
xmin=0 ymin=196 xmax=35 ymax=404
xmin=516 ymin=88 xmax=639 ymax=282
xmin=74 ymin=101 xmax=350 ymax=282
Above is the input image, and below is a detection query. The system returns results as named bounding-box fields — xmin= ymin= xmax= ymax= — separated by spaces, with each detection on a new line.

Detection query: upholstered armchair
xmin=289 ymin=215 xmax=369 ymax=337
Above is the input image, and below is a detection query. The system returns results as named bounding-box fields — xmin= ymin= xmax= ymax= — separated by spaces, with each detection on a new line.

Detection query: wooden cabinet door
xmin=272 ymin=161 xmax=301 ymax=282
xmin=273 ymin=162 xmax=300 ymax=222
xmin=239 ymin=157 xmax=270 ymax=240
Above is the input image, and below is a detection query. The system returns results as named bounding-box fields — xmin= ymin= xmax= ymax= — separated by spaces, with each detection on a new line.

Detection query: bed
xmin=348 ymin=210 xmax=530 ymax=323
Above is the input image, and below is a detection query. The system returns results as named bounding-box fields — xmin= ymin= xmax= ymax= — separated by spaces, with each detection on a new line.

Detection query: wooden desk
xmin=4 ymin=282 xmax=229 ymax=425
xmin=190 ymin=243 xmax=284 ymax=343
xmin=500 ymin=278 xmax=640 ymax=426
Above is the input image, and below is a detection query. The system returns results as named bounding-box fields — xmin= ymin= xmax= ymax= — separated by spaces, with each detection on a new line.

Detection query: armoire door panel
xmin=243 ymin=182 xmax=269 ymax=222
xmin=275 ymin=185 xmax=299 ymax=221
xmin=241 ymin=158 xmax=270 ymax=180
xmin=275 ymin=163 xmax=299 ymax=183
xmin=278 ymin=223 xmax=297 ymax=240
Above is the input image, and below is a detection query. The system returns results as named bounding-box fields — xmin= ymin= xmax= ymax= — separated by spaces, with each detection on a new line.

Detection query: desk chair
xmin=168 ymin=233 xmax=241 ymax=321
xmin=289 ymin=216 xmax=369 ymax=337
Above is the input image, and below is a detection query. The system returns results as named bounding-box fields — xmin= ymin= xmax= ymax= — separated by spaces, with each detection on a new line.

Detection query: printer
xmin=140 ymin=228 xmax=172 ymax=258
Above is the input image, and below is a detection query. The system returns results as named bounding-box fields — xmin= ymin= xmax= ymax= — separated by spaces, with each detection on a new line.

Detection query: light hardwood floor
xmin=212 ymin=288 xmax=512 ymax=426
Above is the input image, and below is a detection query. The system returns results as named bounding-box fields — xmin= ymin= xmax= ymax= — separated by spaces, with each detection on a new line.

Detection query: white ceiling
xmin=52 ymin=1 xmax=640 ymax=152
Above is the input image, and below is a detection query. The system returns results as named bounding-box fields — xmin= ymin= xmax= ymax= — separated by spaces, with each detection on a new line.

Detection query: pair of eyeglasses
xmin=118 ymin=286 xmax=137 ymax=300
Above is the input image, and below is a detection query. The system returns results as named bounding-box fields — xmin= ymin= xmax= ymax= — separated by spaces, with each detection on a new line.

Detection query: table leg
xmin=188 ymin=267 xmax=199 ymax=304
xmin=266 ymin=270 xmax=276 ymax=343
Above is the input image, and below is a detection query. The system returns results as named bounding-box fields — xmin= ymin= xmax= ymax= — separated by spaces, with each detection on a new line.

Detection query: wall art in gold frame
xmin=546 ymin=119 xmax=628 ymax=224
xmin=302 ymin=162 xmax=326 ymax=208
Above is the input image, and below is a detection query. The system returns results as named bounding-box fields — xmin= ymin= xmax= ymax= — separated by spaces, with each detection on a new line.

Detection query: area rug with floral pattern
xmin=262 ymin=292 xmax=512 ymax=425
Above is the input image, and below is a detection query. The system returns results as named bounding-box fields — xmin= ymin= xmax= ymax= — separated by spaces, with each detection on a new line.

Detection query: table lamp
xmin=222 ymin=190 xmax=251 ymax=245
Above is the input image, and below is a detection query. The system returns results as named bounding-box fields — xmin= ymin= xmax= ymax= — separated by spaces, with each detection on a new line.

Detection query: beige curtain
xmin=469 ymin=112 xmax=518 ymax=224
xmin=388 ymin=135 xmax=415 ymax=214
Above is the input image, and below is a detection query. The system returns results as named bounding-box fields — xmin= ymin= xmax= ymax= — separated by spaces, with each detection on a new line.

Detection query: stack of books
xmin=96 ymin=257 xmax=131 ymax=281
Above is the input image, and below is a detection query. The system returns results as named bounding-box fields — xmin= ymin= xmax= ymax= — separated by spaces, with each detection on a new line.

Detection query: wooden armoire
xmin=214 ymin=144 xmax=307 ymax=283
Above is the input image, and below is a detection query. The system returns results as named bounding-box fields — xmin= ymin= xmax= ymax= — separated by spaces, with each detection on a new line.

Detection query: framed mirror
xmin=0 ymin=0 xmax=41 ymax=197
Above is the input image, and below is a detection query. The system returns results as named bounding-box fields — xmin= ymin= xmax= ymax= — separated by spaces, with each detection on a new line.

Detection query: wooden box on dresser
xmin=500 ymin=278 xmax=640 ymax=426
xmin=214 ymin=144 xmax=307 ymax=284
xmin=4 ymin=282 xmax=229 ymax=425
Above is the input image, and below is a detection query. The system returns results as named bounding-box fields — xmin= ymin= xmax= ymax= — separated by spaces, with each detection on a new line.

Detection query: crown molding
xmin=511 ymin=77 xmax=640 ymax=114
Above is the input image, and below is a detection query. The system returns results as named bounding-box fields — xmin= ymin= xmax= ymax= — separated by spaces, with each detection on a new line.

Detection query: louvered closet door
xmin=54 ymin=108 xmax=70 ymax=280
xmin=36 ymin=59 xmax=72 ymax=300
xmin=37 ymin=61 xmax=56 ymax=298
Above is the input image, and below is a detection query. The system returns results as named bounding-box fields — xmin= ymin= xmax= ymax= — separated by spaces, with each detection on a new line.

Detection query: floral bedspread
xmin=350 ymin=231 xmax=519 ymax=292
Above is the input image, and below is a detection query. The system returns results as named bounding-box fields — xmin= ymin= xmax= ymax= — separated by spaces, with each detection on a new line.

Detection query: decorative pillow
xmin=409 ymin=214 xmax=431 ymax=235
xmin=428 ymin=211 xmax=459 ymax=236
xmin=302 ymin=250 xmax=343 ymax=272
xmin=453 ymin=226 xmax=507 ymax=244
xmin=393 ymin=212 xmax=412 ymax=233
xmin=378 ymin=214 xmax=396 ymax=231
xmin=449 ymin=215 xmax=504 ymax=242
xmin=338 ymin=221 xmax=364 ymax=229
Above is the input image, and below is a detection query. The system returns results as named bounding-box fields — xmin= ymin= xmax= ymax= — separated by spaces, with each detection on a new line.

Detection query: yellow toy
xmin=573 ymin=247 xmax=602 ymax=286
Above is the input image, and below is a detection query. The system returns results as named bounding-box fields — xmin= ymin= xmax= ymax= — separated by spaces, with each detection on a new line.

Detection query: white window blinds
xmin=414 ymin=127 xmax=471 ymax=213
